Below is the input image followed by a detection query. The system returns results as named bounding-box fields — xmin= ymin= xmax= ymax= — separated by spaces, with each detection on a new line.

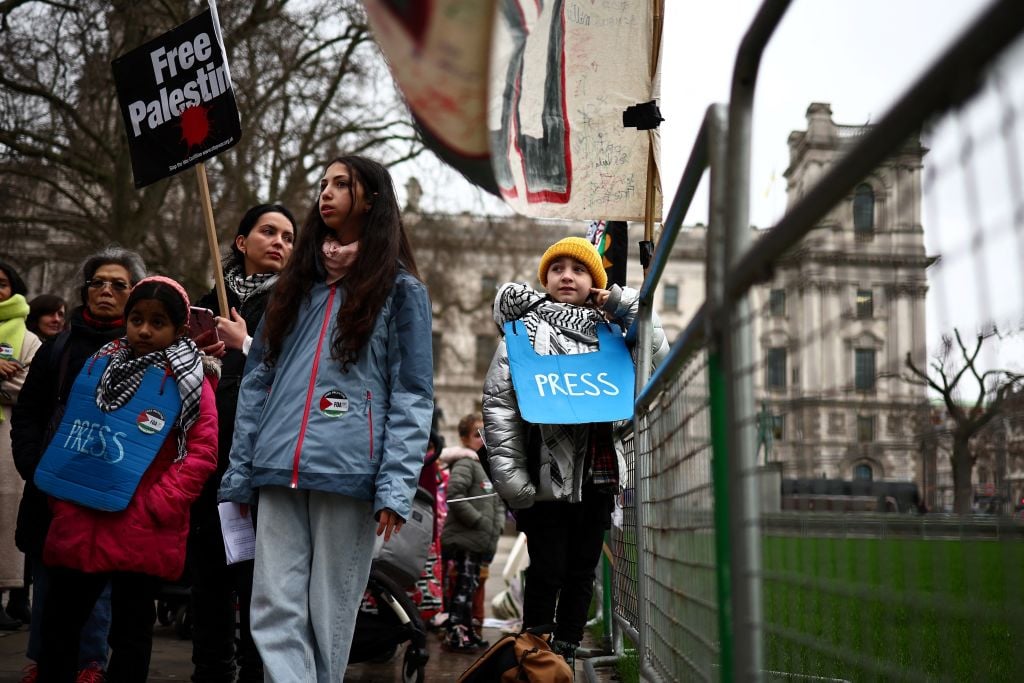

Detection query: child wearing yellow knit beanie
xmin=480 ymin=235 xmax=668 ymax=672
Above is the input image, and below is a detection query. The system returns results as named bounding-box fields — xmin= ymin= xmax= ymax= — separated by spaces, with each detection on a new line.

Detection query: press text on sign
xmin=533 ymin=372 xmax=620 ymax=397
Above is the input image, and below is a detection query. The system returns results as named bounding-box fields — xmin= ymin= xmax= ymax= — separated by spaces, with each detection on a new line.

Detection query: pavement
xmin=0 ymin=532 xmax=615 ymax=682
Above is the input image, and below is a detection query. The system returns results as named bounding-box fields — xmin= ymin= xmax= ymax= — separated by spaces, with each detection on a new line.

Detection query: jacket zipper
xmin=291 ymin=284 xmax=337 ymax=488
xmin=367 ymin=390 xmax=374 ymax=462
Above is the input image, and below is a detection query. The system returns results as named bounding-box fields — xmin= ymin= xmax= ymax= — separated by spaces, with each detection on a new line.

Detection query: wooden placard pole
xmin=194 ymin=162 xmax=229 ymax=316
xmin=642 ymin=0 xmax=664 ymax=276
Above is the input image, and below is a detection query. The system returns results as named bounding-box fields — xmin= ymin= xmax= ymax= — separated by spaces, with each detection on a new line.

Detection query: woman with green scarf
xmin=0 ymin=259 xmax=41 ymax=630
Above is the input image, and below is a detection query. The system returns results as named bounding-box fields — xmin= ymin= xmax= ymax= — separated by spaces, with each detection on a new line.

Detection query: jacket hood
xmin=439 ymin=446 xmax=479 ymax=468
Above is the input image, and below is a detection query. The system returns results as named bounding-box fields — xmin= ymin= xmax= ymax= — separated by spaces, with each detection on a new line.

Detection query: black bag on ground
xmin=457 ymin=625 xmax=573 ymax=682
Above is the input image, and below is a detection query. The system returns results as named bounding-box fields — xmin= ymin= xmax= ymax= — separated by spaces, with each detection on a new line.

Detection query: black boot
xmin=551 ymin=639 xmax=578 ymax=672
xmin=6 ymin=587 xmax=31 ymax=624
xmin=0 ymin=606 xmax=21 ymax=631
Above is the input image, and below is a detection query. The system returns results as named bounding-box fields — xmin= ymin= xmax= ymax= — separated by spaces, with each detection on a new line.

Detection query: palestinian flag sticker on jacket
xmin=319 ymin=390 xmax=348 ymax=418
xmin=137 ymin=409 xmax=166 ymax=435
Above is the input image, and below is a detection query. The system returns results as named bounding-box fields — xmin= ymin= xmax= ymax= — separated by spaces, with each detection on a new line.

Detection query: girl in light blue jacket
xmin=219 ymin=155 xmax=433 ymax=681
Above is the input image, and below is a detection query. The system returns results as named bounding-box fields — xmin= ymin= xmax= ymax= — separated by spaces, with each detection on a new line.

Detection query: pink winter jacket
xmin=43 ymin=378 xmax=219 ymax=582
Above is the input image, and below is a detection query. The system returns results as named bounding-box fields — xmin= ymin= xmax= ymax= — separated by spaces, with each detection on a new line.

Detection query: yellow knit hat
xmin=538 ymin=237 xmax=608 ymax=290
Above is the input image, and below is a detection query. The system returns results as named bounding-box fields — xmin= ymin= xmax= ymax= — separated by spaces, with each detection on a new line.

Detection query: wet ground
xmin=0 ymin=533 xmax=616 ymax=681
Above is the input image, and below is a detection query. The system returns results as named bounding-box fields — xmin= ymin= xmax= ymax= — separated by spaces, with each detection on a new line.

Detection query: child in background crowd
xmin=439 ymin=413 xmax=504 ymax=652
xmin=37 ymin=276 xmax=219 ymax=681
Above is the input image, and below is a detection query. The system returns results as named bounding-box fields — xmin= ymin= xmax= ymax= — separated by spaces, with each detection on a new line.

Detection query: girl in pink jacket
xmin=37 ymin=276 xmax=219 ymax=682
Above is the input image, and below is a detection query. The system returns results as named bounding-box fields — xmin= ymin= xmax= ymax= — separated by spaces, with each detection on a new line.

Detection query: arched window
xmin=854 ymin=463 xmax=873 ymax=481
xmin=853 ymin=184 xmax=874 ymax=234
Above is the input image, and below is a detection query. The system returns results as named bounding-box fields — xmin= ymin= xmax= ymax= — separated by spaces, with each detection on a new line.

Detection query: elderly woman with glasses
xmin=10 ymin=246 xmax=146 ymax=682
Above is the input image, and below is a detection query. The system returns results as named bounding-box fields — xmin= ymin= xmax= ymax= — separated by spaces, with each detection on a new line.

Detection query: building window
xmin=771 ymin=415 xmax=785 ymax=441
xmin=857 ymin=415 xmax=875 ymax=442
xmin=769 ymin=288 xmax=786 ymax=317
xmin=480 ymin=274 xmax=498 ymax=303
xmin=856 ymin=288 xmax=873 ymax=318
xmin=766 ymin=347 xmax=787 ymax=390
xmin=432 ymin=331 xmax=442 ymax=373
xmin=475 ymin=334 xmax=497 ymax=376
xmin=855 ymin=348 xmax=876 ymax=390
xmin=853 ymin=184 xmax=874 ymax=234
xmin=663 ymin=284 xmax=679 ymax=311
xmin=854 ymin=463 xmax=873 ymax=481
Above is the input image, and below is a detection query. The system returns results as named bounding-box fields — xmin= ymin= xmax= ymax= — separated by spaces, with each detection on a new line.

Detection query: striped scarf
xmin=495 ymin=283 xmax=620 ymax=493
xmin=224 ymin=264 xmax=278 ymax=305
xmin=94 ymin=336 xmax=204 ymax=462
xmin=494 ymin=282 xmax=604 ymax=354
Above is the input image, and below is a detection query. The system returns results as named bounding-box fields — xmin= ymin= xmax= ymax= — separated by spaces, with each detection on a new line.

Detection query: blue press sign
xmin=504 ymin=321 xmax=635 ymax=424
xmin=35 ymin=354 xmax=182 ymax=512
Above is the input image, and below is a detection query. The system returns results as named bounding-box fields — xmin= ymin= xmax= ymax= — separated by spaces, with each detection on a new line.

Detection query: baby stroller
xmin=348 ymin=484 xmax=435 ymax=682
xmin=156 ymin=575 xmax=193 ymax=640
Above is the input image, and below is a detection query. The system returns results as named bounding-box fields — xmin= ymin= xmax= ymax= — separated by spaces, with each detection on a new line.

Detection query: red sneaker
xmin=75 ymin=663 xmax=105 ymax=683
xmin=19 ymin=663 xmax=37 ymax=683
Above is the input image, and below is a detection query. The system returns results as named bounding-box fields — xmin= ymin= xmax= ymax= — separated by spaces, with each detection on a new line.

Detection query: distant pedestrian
xmin=482 ymin=237 xmax=668 ymax=668
xmin=26 ymin=294 xmax=67 ymax=341
xmin=219 ymin=155 xmax=433 ymax=680
xmin=439 ymin=413 xmax=504 ymax=652
xmin=0 ymin=260 xmax=41 ymax=632
xmin=12 ymin=246 xmax=146 ymax=682
xmin=35 ymin=276 xmax=219 ymax=681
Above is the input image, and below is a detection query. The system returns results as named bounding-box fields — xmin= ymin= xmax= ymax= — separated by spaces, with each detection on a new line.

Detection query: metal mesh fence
xmin=750 ymin=40 xmax=1024 ymax=683
xmin=633 ymin=350 xmax=718 ymax=681
xmin=603 ymin=3 xmax=1024 ymax=682
xmin=612 ymin=428 xmax=640 ymax=632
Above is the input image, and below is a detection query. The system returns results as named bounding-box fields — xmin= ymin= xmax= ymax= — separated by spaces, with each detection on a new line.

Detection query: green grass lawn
xmin=762 ymin=535 xmax=1024 ymax=682
xmin=602 ymin=531 xmax=1024 ymax=681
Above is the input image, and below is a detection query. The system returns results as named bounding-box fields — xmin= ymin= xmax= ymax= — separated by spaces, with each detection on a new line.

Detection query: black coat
xmin=190 ymin=285 xmax=273 ymax=530
xmin=10 ymin=307 xmax=125 ymax=556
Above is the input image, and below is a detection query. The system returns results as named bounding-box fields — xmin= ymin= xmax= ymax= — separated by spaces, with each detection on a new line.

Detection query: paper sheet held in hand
xmin=218 ymin=501 xmax=256 ymax=564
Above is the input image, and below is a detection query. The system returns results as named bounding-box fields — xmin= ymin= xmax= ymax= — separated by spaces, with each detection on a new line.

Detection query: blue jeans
xmin=28 ymin=554 xmax=111 ymax=667
xmin=251 ymin=487 xmax=377 ymax=683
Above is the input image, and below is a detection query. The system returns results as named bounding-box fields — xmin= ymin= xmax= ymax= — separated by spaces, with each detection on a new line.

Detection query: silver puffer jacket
xmin=482 ymin=283 xmax=669 ymax=509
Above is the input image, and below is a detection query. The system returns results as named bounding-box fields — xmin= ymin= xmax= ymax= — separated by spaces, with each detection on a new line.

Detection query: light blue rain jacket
xmin=218 ymin=271 xmax=433 ymax=520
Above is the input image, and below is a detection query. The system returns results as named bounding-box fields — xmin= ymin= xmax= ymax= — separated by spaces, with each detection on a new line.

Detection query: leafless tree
xmin=904 ymin=327 xmax=1024 ymax=513
xmin=0 ymin=0 xmax=421 ymax=294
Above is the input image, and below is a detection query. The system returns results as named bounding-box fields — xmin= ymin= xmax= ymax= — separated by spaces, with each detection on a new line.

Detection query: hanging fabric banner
xmin=363 ymin=0 xmax=660 ymax=221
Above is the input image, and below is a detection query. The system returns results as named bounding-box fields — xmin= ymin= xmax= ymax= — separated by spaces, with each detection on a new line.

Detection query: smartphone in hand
xmin=188 ymin=306 xmax=220 ymax=343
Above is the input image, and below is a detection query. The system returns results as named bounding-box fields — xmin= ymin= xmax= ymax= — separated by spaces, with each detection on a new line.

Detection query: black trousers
xmin=188 ymin=503 xmax=261 ymax=683
xmin=446 ymin=549 xmax=483 ymax=630
xmin=37 ymin=568 xmax=159 ymax=683
xmin=517 ymin=487 xmax=612 ymax=645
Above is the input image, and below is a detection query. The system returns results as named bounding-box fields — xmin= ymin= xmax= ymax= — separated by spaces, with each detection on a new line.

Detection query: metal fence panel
xmin=603 ymin=3 xmax=1024 ymax=683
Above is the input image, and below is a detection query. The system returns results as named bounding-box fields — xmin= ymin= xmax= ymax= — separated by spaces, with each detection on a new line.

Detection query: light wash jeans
xmin=251 ymin=487 xmax=377 ymax=682
xmin=28 ymin=554 xmax=112 ymax=667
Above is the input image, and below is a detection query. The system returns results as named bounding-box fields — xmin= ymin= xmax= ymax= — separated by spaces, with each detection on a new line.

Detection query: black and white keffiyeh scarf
xmin=494 ymin=282 xmax=605 ymax=354
xmin=224 ymin=264 xmax=278 ymax=305
xmin=94 ymin=337 xmax=205 ymax=462
xmin=495 ymin=282 xmax=622 ymax=494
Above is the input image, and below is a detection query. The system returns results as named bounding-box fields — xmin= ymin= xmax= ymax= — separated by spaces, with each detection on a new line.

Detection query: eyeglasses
xmin=85 ymin=278 xmax=130 ymax=292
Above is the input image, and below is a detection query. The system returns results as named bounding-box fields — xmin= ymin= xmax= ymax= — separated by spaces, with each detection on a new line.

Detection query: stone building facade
xmin=752 ymin=102 xmax=933 ymax=487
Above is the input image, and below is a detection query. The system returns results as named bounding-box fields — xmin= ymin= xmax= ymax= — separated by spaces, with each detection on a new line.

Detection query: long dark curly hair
xmin=261 ymin=155 xmax=420 ymax=370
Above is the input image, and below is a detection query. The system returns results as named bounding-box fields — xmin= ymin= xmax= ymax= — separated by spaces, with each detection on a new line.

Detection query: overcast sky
xmin=392 ymin=0 xmax=1024 ymax=385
